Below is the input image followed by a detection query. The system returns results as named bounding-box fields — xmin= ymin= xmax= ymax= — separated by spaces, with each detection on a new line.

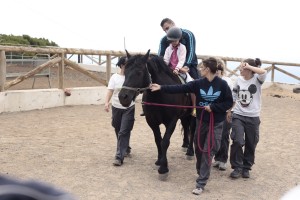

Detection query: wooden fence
xmin=0 ymin=45 xmax=299 ymax=92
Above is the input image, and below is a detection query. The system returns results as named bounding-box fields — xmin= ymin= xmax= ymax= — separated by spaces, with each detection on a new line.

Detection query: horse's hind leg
xmin=180 ymin=117 xmax=191 ymax=150
xmin=186 ymin=116 xmax=196 ymax=159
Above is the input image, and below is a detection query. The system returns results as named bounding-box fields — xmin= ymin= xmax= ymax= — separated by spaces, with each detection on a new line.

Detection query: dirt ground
xmin=1 ymin=67 xmax=300 ymax=199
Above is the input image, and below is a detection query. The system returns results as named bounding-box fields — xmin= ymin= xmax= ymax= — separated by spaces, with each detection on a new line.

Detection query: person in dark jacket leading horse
xmin=158 ymin=18 xmax=199 ymax=79
xmin=150 ymin=57 xmax=233 ymax=195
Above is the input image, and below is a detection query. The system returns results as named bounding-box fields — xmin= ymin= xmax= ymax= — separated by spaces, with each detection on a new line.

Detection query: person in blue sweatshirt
xmin=158 ymin=18 xmax=199 ymax=79
xmin=150 ymin=57 xmax=233 ymax=195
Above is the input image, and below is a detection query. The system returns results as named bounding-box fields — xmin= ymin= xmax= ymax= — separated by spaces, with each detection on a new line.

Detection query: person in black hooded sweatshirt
xmin=150 ymin=57 xmax=233 ymax=195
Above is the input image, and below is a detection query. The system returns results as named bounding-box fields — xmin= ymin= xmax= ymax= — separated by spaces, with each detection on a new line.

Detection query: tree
xmin=0 ymin=34 xmax=59 ymax=58
xmin=0 ymin=34 xmax=59 ymax=47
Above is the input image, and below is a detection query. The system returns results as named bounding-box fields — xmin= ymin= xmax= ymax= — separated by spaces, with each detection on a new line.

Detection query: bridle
xmin=121 ymin=63 xmax=152 ymax=95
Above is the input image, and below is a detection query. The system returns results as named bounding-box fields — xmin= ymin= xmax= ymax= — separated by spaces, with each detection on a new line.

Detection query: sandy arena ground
xmin=1 ymin=67 xmax=300 ymax=199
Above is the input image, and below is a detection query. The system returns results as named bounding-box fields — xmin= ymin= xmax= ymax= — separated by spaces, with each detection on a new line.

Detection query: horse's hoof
xmin=155 ymin=160 xmax=161 ymax=166
xmin=158 ymin=172 xmax=169 ymax=181
xmin=186 ymin=155 xmax=194 ymax=160
xmin=186 ymin=149 xmax=194 ymax=156
xmin=158 ymin=166 xmax=169 ymax=174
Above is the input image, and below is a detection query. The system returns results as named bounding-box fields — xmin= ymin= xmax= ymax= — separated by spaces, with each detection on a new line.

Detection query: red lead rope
xmin=197 ymin=109 xmax=215 ymax=165
xmin=142 ymin=101 xmax=215 ymax=165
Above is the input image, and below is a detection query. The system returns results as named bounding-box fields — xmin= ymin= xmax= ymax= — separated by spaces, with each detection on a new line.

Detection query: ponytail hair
xmin=244 ymin=58 xmax=262 ymax=68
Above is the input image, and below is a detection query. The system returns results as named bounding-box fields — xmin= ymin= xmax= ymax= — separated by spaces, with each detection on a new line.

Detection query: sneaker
xmin=113 ymin=159 xmax=122 ymax=166
xmin=242 ymin=169 xmax=250 ymax=178
xmin=212 ymin=161 xmax=220 ymax=168
xmin=192 ymin=187 xmax=203 ymax=195
xmin=230 ymin=168 xmax=242 ymax=178
xmin=218 ymin=162 xmax=227 ymax=171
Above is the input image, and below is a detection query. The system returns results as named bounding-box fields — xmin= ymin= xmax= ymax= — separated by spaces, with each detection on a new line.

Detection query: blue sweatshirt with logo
xmin=160 ymin=76 xmax=233 ymax=123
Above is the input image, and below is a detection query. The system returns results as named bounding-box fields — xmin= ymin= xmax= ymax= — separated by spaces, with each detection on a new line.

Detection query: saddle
xmin=176 ymin=74 xmax=190 ymax=98
xmin=177 ymin=73 xmax=187 ymax=84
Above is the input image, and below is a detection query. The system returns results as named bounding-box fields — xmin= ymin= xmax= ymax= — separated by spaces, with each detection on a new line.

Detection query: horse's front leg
xmin=150 ymin=125 xmax=162 ymax=166
xmin=158 ymin=119 xmax=177 ymax=175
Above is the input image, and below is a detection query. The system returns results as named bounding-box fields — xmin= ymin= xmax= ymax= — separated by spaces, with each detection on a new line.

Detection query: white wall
xmin=0 ymin=87 xmax=142 ymax=113
xmin=0 ymin=82 xmax=298 ymax=113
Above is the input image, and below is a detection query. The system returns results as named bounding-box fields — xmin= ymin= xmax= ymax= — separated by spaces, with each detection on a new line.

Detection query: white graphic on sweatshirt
xmin=236 ymin=84 xmax=257 ymax=107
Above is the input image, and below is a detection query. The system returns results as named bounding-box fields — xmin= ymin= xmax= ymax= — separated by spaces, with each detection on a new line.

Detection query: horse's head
xmin=118 ymin=50 xmax=151 ymax=107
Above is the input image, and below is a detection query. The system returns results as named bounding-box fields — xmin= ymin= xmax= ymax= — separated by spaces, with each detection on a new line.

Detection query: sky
xmin=1 ymin=0 xmax=300 ymax=65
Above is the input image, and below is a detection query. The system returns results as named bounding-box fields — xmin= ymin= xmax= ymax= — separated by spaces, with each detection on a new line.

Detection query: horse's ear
xmin=125 ymin=49 xmax=131 ymax=58
xmin=143 ymin=49 xmax=150 ymax=62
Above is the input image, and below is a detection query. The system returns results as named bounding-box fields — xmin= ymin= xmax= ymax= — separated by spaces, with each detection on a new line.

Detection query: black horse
xmin=118 ymin=50 xmax=194 ymax=177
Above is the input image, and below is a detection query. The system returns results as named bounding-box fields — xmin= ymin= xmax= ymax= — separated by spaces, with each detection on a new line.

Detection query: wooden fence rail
xmin=0 ymin=45 xmax=299 ymax=92
xmin=197 ymin=55 xmax=300 ymax=83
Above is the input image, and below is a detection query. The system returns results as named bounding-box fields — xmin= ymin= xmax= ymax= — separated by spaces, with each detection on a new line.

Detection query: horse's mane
xmin=125 ymin=54 xmax=143 ymax=70
xmin=125 ymin=53 xmax=180 ymax=83
xmin=147 ymin=55 xmax=180 ymax=83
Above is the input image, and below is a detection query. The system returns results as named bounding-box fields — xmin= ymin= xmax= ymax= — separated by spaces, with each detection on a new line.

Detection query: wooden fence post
xmin=106 ymin=55 xmax=111 ymax=84
xmin=271 ymin=64 xmax=275 ymax=82
xmin=59 ymin=53 xmax=65 ymax=89
xmin=64 ymin=59 xmax=106 ymax=85
xmin=77 ymin=54 xmax=81 ymax=63
xmin=0 ymin=51 xmax=6 ymax=92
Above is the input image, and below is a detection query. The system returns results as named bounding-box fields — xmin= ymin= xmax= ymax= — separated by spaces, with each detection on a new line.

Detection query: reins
xmin=142 ymin=101 xmax=215 ymax=164
xmin=121 ymin=63 xmax=152 ymax=96
xmin=121 ymin=86 xmax=150 ymax=93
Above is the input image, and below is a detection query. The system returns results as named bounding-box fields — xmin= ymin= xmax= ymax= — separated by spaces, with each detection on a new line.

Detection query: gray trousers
xmin=230 ymin=113 xmax=260 ymax=170
xmin=214 ymin=114 xmax=232 ymax=163
xmin=194 ymin=120 xmax=223 ymax=189
xmin=112 ymin=105 xmax=135 ymax=161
